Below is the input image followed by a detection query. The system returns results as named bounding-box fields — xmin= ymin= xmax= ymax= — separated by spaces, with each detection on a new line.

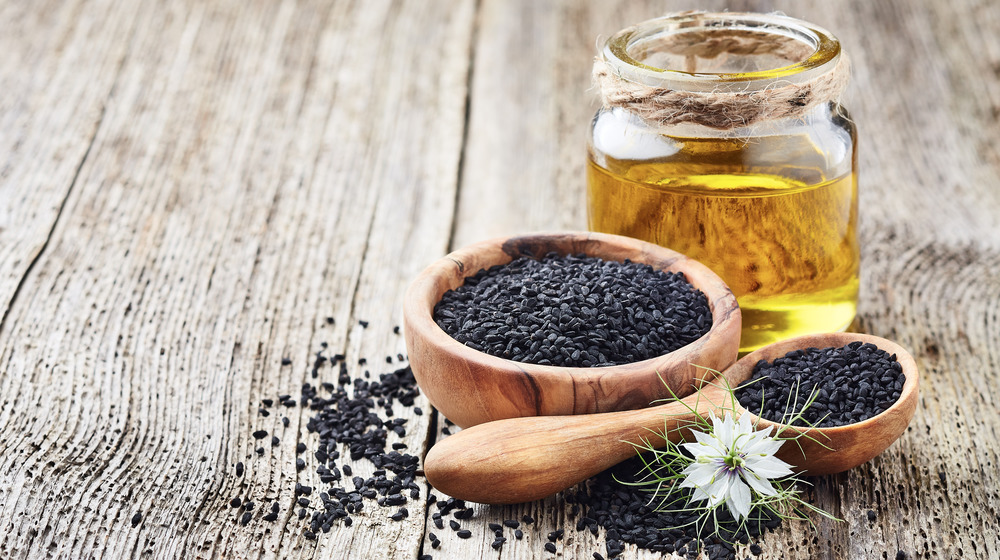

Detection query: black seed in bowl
xmin=735 ymin=341 xmax=905 ymax=427
xmin=433 ymin=253 xmax=712 ymax=367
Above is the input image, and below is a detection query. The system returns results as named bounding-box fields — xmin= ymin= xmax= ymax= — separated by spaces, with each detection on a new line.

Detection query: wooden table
xmin=2 ymin=1 xmax=998 ymax=558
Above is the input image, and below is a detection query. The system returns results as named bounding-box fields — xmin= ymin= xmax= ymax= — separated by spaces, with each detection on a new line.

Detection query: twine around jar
xmin=593 ymin=27 xmax=850 ymax=130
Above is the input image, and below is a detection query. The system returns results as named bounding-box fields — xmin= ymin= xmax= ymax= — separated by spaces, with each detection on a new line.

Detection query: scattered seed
xmin=130 ymin=512 xmax=142 ymax=527
xmin=237 ymin=326 xmax=424 ymax=543
xmin=456 ymin=529 xmax=472 ymax=539
xmin=230 ymin=498 xmax=241 ymax=508
xmin=544 ymin=542 xmax=557 ymax=553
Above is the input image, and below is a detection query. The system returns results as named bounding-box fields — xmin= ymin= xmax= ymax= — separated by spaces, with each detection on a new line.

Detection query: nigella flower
xmin=679 ymin=412 xmax=794 ymax=520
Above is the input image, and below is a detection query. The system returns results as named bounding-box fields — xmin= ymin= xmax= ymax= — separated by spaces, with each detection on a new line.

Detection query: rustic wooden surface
xmin=1 ymin=0 xmax=998 ymax=559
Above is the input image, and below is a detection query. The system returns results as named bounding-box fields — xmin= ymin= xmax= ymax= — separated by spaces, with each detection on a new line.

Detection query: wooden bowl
xmin=402 ymin=231 xmax=742 ymax=428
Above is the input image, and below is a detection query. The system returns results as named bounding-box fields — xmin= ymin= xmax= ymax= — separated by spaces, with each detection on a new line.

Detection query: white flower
xmin=679 ymin=412 xmax=794 ymax=520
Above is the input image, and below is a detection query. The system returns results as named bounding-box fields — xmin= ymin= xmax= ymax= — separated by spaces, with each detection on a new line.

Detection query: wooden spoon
xmin=423 ymin=332 xmax=919 ymax=504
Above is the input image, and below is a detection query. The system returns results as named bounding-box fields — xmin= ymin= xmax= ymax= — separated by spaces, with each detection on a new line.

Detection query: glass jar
xmin=587 ymin=12 xmax=858 ymax=352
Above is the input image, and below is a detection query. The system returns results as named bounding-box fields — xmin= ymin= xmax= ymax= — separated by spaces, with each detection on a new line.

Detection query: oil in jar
xmin=587 ymin=133 xmax=858 ymax=352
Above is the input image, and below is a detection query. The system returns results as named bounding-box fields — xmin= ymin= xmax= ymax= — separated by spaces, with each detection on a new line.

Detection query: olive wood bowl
xmin=403 ymin=231 xmax=741 ymax=428
xmin=424 ymin=332 xmax=919 ymax=504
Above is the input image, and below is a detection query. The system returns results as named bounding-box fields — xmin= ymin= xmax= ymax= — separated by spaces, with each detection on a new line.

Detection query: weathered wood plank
xmin=0 ymin=0 xmax=142 ymax=324
xmin=0 ymin=0 xmax=473 ymax=558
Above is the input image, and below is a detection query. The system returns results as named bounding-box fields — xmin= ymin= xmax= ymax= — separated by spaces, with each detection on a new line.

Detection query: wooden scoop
xmin=423 ymin=332 xmax=919 ymax=504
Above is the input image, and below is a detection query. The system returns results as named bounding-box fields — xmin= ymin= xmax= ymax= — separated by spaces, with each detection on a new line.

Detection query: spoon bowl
xmin=423 ymin=332 xmax=919 ymax=504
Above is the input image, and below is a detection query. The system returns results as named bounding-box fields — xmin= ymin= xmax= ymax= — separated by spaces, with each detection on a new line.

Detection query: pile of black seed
xmin=736 ymin=341 xmax=904 ymax=428
xmin=567 ymin=457 xmax=780 ymax=560
xmin=433 ymin=253 xmax=712 ymax=367
xmin=234 ymin=322 xmax=425 ymax=539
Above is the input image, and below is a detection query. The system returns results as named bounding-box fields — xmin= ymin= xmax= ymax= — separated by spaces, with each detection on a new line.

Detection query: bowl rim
xmin=403 ymin=230 xmax=741 ymax=385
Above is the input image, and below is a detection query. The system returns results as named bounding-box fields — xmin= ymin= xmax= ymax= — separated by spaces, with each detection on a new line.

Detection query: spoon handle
xmin=423 ymin=385 xmax=728 ymax=504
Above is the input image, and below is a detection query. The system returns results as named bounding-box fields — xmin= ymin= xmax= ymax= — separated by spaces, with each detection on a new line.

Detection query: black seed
xmin=449 ymin=520 xmax=460 ymax=531
xmin=130 ymin=512 xmax=142 ymax=527
xmin=263 ymin=512 xmax=278 ymax=522
xmin=239 ymin=512 xmax=252 ymax=526
xmin=252 ymin=430 xmax=268 ymax=439
xmin=359 ymin=320 xmax=369 ymax=328
xmin=271 ymin=436 xmax=280 ymax=446
xmin=456 ymin=529 xmax=472 ymax=539
xmin=544 ymin=542 xmax=557 ymax=553
xmin=433 ymin=254 xmax=711 ymax=368
xmin=514 ymin=529 xmax=523 ymax=539
xmin=230 ymin=498 xmax=241 ymax=508
xmin=736 ymin=342 xmax=904 ymax=427
xmin=245 ymin=334 xmax=424 ymax=544
xmin=235 ymin=462 xmax=244 ymax=477
xmin=867 ymin=510 xmax=877 ymax=523
xmin=503 ymin=519 xmax=519 ymax=529
xmin=281 ymin=357 xmax=292 ymax=366
xmin=522 ymin=515 xmax=534 ymax=524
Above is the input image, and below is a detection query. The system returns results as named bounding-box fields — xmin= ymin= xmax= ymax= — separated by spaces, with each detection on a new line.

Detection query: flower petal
xmin=743 ymin=436 xmax=783 ymax=457
xmin=745 ymin=455 xmax=794 ymax=479
xmin=711 ymin=413 xmax=734 ymax=448
xmin=743 ymin=470 xmax=778 ymax=497
xmin=682 ymin=462 xmax=721 ymax=490
xmin=726 ymin=478 xmax=752 ymax=520
xmin=704 ymin=472 xmax=735 ymax=508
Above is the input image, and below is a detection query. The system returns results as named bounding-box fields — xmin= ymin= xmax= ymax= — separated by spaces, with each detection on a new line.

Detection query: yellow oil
xmin=587 ymin=138 xmax=858 ymax=352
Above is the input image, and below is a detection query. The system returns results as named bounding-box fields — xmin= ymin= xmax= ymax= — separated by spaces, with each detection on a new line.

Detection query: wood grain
xmin=0 ymin=0 xmax=474 ymax=558
xmin=0 ymin=0 xmax=998 ymax=558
